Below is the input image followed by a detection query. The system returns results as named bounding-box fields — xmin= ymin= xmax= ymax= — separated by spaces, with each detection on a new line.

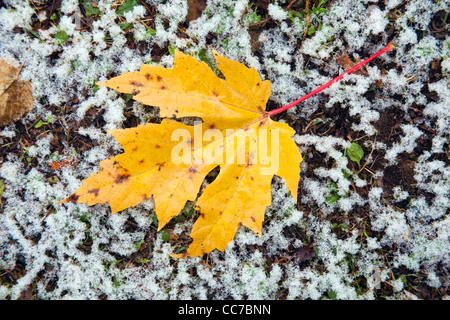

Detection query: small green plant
xmin=26 ymin=28 xmax=41 ymax=40
xmin=326 ymin=190 xmax=339 ymax=205
xmin=34 ymin=114 xmax=54 ymax=130
xmin=243 ymin=3 xmax=261 ymax=26
xmin=55 ymin=29 xmax=69 ymax=46
xmin=0 ymin=179 xmax=4 ymax=203
xmin=34 ymin=119 xmax=47 ymax=129
xmin=117 ymin=0 xmax=141 ymax=17
xmin=168 ymin=44 xmax=176 ymax=56
xmin=288 ymin=0 xmax=330 ymax=36
xmin=326 ymin=181 xmax=343 ymax=205
xmin=135 ymin=27 xmax=156 ymax=41
xmin=70 ymin=59 xmax=82 ymax=70
xmin=134 ymin=238 xmax=146 ymax=251
xmin=243 ymin=11 xmax=262 ymax=25
xmin=325 ymin=290 xmax=337 ymax=300
xmin=194 ymin=48 xmax=220 ymax=75
xmin=82 ymin=2 xmax=100 ymax=17
xmin=160 ymin=230 xmax=170 ymax=242
xmin=19 ymin=151 xmax=33 ymax=167
xmin=416 ymin=46 xmax=434 ymax=57
xmin=332 ymin=222 xmax=350 ymax=232
xmin=86 ymin=77 xmax=100 ymax=93
xmin=175 ymin=206 xmax=196 ymax=223
xmin=345 ymin=142 xmax=364 ymax=168
xmin=118 ymin=22 xmax=133 ymax=30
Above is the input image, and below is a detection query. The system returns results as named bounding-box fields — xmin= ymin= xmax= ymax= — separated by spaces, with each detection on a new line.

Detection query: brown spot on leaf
xmin=88 ymin=188 xmax=100 ymax=197
xmin=139 ymin=159 xmax=145 ymax=165
xmin=145 ymin=73 xmax=152 ymax=80
xmin=130 ymin=80 xmax=144 ymax=87
xmin=160 ymin=85 xmax=166 ymax=90
xmin=189 ymin=167 xmax=198 ymax=174
xmin=67 ymin=194 xmax=80 ymax=203
xmin=157 ymin=76 xmax=162 ymax=82
xmin=155 ymin=144 xmax=161 ymax=148
xmin=114 ymin=173 xmax=130 ymax=184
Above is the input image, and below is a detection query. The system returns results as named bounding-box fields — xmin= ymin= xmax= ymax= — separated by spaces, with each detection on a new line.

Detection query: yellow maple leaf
xmin=58 ymin=50 xmax=303 ymax=257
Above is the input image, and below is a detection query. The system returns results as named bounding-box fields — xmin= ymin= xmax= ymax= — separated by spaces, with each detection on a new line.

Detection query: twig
xmin=137 ymin=0 xmax=152 ymax=15
xmin=40 ymin=207 xmax=54 ymax=223
xmin=246 ymin=17 xmax=271 ymax=28
xmin=302 ymin=0 xmax=311 ymax=42
xmin=286 ymin=0 xmax=298 ymax=11
xmin=408 ymin=106 xmax=423 ymax=114
xmin=353 ymin=134 xmax=369 ymax=142
xmin=418 ymin=125 xmax=436 ymax=134
xmin=27 ymin=104 xmax=54 ymax=131
xmin=357 ymin=138 xmax=376 ymax=175
xmin=302 ymin=118 xmax=322 ymax=133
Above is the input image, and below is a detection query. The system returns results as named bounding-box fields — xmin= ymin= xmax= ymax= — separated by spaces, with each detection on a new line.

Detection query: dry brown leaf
xmin=49 ymin=156 xmax=78 ymax=170
xmin=0 ymin=59 xmax=34 ymax=126
xmin=336 ymin=54 xmax=368 ymax=76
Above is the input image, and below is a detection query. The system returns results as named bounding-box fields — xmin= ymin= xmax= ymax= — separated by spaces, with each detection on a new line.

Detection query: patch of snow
xmin=268 ymin=3 xmax=288 ymax=21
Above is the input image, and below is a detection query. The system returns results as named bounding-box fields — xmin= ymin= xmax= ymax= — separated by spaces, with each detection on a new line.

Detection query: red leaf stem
xmin=268 ymin=42 xmax=395 ymax=117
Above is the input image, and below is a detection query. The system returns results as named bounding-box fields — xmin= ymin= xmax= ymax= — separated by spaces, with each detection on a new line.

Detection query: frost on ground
xmin=0 ymin=0 xmax=449 ymax=299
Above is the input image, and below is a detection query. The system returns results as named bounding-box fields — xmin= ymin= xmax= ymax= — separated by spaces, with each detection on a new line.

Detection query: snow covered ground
xmin=0 ymin=0 xmax=449 ymax=299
